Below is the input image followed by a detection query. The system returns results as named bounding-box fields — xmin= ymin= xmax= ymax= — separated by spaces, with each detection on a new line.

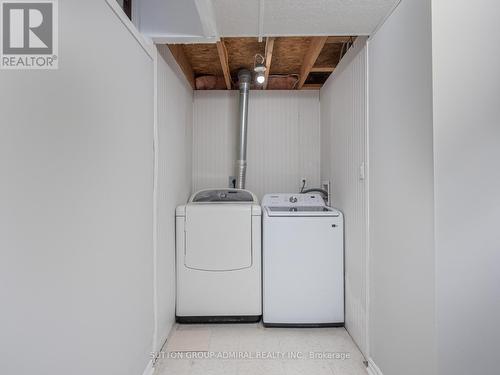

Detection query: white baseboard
xmin=366 ymin=358 xmax=383 ymax=375
xmin=142 ymin=359 xmax=154 ymax=375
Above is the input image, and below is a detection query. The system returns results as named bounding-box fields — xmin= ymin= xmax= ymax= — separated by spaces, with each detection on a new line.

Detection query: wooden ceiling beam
xmin=216 ymin=40 xmax=232 ymax=90
xmin=263 ymin=37 xmax=275 ymax=90
xmin=302 ymin=83 xmax=323 ymax=90
xmin=167 ymin=45 xmax=195 ymax=89
xmin=326 ymin=36 xmax=354 ymax=44
xmin=310 ymin=66 xmax=335 ymax=73
xmin=297 ymin=36 xmax=328 ymax=89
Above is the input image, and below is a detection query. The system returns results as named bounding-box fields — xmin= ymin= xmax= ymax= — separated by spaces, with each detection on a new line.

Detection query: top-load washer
xmin=262 ymin=193 xmax=344 ymax=327
xmin=176 ymin=189 xmax=261 ymax=323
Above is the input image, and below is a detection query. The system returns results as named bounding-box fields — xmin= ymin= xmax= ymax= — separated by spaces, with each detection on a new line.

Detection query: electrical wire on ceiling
xmin=253 ymin=53 xmax=266 ymax=85
xmin=254 ymin=53 xmax=265 ymax=66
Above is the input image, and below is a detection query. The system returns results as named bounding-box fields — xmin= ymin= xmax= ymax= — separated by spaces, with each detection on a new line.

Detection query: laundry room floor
xmin=153 ymin=324 xmax=367 ymax=375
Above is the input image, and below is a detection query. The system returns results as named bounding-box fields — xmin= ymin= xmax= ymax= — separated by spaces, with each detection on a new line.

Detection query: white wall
xmin=154 ymin=45 xmax=193 ymax=350
xmin=432 ymin=1 xmax=500 ymax=374
xmin=367 ymin=0 xmax=436 ymax=374
xmin=0 ymin=2 xmax=155 ymax=375
xmin=320 ymin=38 xmax=368 ymax=355
xmin=192 ymin=90 xmax=320 ymax=199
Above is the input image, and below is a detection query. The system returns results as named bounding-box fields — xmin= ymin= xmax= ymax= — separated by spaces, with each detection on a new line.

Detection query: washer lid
xmin=265 ymin=206 xmax=340 ymax=217
xmin=261 ymin=193 xmax=326 ymax=207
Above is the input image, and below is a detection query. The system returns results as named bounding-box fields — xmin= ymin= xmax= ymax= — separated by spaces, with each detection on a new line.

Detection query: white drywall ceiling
xmin=136 ymin=0 xmax=400 ymax=43
xmin=213 ymin=0 xmax=400 ymax=36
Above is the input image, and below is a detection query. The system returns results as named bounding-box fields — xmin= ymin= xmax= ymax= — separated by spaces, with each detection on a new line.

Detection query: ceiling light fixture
xmin=253 ymin=54 xmax=266 ymax=85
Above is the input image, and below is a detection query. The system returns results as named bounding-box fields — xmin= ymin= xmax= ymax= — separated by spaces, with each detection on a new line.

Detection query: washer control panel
xmin=262 ymin=193 xmax=326 ymax=207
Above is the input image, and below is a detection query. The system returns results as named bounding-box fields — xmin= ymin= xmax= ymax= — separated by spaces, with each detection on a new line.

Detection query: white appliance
xmin=176 ymin=189 xmax=262 ymax=323
xmin=262 ymin=193 xmax=344 ymax=327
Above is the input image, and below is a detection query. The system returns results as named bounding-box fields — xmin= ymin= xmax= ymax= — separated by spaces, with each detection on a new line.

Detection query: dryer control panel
xmin=261 ymin=193 xmax=326 ymax=207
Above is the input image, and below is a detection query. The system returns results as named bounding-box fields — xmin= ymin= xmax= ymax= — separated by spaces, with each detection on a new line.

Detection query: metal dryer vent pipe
xmin=236 ymin=69 xmax=252 ymax=189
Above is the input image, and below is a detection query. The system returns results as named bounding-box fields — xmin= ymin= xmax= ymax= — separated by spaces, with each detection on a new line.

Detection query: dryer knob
xmin=289 ymin=196 xmax=298 ymax=203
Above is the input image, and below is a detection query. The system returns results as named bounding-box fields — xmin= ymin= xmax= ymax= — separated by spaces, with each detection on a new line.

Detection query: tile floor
xmin=154 ymin=324 xmax=367 ymax=375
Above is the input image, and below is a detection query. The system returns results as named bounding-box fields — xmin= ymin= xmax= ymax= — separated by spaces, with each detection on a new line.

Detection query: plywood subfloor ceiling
xmin=167 ymin=36 xmax=356 ymax=90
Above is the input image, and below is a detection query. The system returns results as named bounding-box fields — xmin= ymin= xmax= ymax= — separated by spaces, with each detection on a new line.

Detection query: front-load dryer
xmin=176 ymin=189 xmax=262 ymax=323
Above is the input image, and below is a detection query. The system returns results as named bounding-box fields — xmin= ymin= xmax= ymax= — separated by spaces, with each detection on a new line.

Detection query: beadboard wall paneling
xmin=192 ymin=90 xmax=320 ymax=199
xmin=155 ymin=45 xmax=193 ymax=349
xmin=320 ymin=38 xmax=368 ymax=356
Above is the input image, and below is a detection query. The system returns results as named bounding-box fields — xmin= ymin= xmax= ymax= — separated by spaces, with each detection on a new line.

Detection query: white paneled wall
xmin=433 ymin=1 xmax=500 ymax=374
xmin=193 ymin=91 xmax=320 ymax=199
xmin=320 ymin=38 xmax=368 ymax=355
xmin=0 ymin=2 xmax=154 ymax=374
xmin=368 ymin=0 xmax=436 ymax=374
xmin=192 ymin=91 xmax=239 ymax=190
xmin=155 ymin=45 xmax=193 ymax=349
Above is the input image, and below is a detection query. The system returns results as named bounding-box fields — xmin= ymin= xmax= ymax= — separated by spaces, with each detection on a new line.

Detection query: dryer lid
xmin=190 ymin=189 xmax=256 ymax=203
xmin=184 ymin=204 xmax=253 ymax=271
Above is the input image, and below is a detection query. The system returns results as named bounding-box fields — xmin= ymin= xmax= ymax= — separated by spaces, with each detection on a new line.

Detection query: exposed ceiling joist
xmin=302 ymin=83 xmax=323 ymax=90
xmin=167 ymin=35 xmax=355 ymax=90
xmin=263 ymin=37 xmax=275 ymax=90
xmin=326 ymin=36 xmax=354 ymax=44
xmin=297 ymin=36 xmax=328 ymax=89
xmin=310 ymin=66 xmax=335 ymax=73
xmin=216 ymin=40 xmax=232 ymax=89
xmin=168 ymin=45 xmax=196 ymax=89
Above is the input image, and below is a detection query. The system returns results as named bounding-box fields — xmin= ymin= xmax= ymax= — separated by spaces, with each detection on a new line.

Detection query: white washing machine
xmin=176 ymin=189 xmax=262 ymax=323
xmin=262 ymin=193 xmax=344 ymax=327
